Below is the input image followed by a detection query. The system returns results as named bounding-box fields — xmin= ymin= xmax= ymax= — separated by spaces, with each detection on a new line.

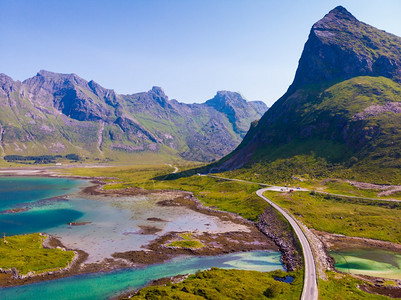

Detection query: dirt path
xmin=167 ymin=164 xmax=178 ymax=173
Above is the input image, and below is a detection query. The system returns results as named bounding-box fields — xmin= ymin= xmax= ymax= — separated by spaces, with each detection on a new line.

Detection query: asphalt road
xmin=257 ymin=188 xmax=318 ymax=300
xmin=199 ymin=174 xmax=318 ymax=300
xmin=198 ymin=173 xmax=401 ymax=299
xmin=202 ymin=174 xmax=401 ymax=202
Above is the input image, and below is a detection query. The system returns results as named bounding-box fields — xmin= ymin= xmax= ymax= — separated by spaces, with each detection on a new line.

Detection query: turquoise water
xmin=330 ymin=248 xmax=401 ymax=280
xmin=0 ymin=177 xmax=86 ymax=235
xmin=0 ymin=176 xmax=261 ymax=263
xmin=0 ymin=251 xmax=283 ymax=300
xmin=0 ymin=177 xmax=83 ymax=210
xmin=0 ymin=208 xmax=84 ymax=235
xmin=0 ymin=176 xmax=284 ymax=298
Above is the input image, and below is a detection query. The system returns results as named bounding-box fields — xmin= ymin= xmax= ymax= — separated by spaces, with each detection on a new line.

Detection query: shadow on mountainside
xmin=152 ymin=163 xmax=222 ymax=181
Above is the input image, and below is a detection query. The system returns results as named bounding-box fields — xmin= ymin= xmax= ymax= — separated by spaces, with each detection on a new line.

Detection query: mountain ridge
xmin=0 ymin=71 xmax=268 ymax=162
xmin=217 ymin=6 xmax=401 ymax=183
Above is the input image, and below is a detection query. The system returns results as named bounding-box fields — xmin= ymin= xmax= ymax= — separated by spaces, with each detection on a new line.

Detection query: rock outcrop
xmin=218 ymin=6 xmax=401 ymax=180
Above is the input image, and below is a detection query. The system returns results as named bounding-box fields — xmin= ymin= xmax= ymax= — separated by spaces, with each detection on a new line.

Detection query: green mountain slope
xmin=0 ymin=71 xmax=267 ymax=163
xmin=218 ymin=6 xmax=401 ymax=183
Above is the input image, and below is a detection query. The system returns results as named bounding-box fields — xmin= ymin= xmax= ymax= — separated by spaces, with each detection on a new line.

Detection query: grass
xmin=263 ymin=191 xmax=401 ymax=244
xmin=0 ymin=233 xmax=75 ymax=275
xmin=319 ymin=271 xmax=391 ymax=300
xmin=223 ymin=76 xmax=401 ymax=185
xmin=130 ymin=268 xmax=303 ymax=299
xmin=225 ymin=154 xmax=337 ymax=185
xmin=69 ymin=163 xmax=401 ymax=242
xmin=69 ymin=163 xmax=401 ymax=243
xmin=168 ymin=233 xmax=205 ymax=249
xmin=67 ymin=165 xmax=269 ymax=222
xmin=67 ymin=165 xmax=305 ymax=298
xmin=68 ymin=164 xmax=401 ymax=298
xmin=318 ymin=179 xmax=382 ymax=198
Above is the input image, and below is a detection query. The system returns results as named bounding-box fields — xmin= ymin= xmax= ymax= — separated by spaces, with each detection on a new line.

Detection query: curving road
xmin=167 ymin=164 xmax=179 ymax=174
xmin=201 ymin=174 xmax=401 ymax=202
xmin=199 ymin=174 xmax=318 ymax=300
xmin=198 ymin=173 xmax=401 ymax=299
xmin=257 ymin=188 xmax=318 ymax=300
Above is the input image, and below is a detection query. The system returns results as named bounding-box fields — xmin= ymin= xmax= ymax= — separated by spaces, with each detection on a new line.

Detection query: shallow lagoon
xmin=0 ymin=177 xmax=86 ymax=235
xmin=0 ymin=176 xmax=250 ymax=263
xmin=0 ymin=176 xmax=285 ymax=299
xmin=0 ymin=176 xmax=83 ymax=211
xmin=330 ymin=248 xmax=401 ymax=280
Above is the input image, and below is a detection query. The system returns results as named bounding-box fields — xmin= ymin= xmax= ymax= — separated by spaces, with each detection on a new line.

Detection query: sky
xmin=1 ymin=0 xmax=400 ymax=105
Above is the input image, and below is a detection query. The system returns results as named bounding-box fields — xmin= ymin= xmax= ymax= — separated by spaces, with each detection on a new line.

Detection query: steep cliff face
xmin=290 ymin=6 xmax=401 ymax=91
xmin=23 ymin=70 xmax=116 ymax=121
xmin=219 ymin=6 xmax=401 ymax=177
xmin=0 ymin=71 xmax=267 ymax=162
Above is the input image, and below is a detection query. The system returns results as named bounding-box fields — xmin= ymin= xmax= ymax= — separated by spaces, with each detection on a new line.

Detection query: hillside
xmin=218 ymin=6 xmax=401 ymax=183
xmin=0 ymin=71 xmax=267 ymax=163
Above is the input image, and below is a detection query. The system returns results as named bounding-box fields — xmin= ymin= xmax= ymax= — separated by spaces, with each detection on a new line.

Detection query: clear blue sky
xmin=1 ymin=0 xmax=400 ymax=105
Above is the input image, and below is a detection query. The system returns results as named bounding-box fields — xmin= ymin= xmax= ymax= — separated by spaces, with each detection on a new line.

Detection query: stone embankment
xmin=257 ymin=207 xmax=302 ymax=271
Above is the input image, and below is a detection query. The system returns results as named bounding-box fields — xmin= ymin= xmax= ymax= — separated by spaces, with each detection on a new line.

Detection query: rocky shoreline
xmin=312 ymin=230 xmax=401 ymax=298
xmin=4 ymin=168 xmax=401 ymax=298
xmin=0 ymin=171 xmax=281 ymax=288
xmin=257 ymin=206 xmax=302 ymax=271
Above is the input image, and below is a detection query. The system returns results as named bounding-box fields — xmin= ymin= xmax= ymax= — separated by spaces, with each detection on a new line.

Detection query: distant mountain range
xmin=219 ymin=6 xmax=401 ymax=182
xmin=0 ymin=71 xmax=267 ymax=162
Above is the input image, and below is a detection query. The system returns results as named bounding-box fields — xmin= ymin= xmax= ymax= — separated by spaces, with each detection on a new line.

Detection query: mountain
xmin=0 ymin=70 xmax=267 ymax=162
xmin=204 ymin=91 xmax=268 ymax=137
xmin=218 ymin=6 xmax=401 ymax=183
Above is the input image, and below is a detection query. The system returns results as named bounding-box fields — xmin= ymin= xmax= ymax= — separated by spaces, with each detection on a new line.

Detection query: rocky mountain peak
xmin=0 ymin=73 xmax=17 ymax=95
xmin=33 ymin=70 xmax=88 ymax=88
xmin=288 ymin=6 xmax=401 ymax=92
xmin=146 ymin=86 xmax=169 ymax=108
xmin=218 ymin=6 xmax=401 ymax=172
xmin=37 ymin=69 xmax=58 ymax=77
xmin=0 ymin=73 xmax=15 ymax=86
xmin=218 ymin=90 xmax=245 ymax=102
xmin=0 ymin=69 xmax=268 ymax=162
xmin=205 ymin=90 xmax=267 ymax=137
xmin=314 ymin=6 xmax=358 ymax=29
xmin=207 ymin=91 xmax=246 ymax=108
xmin=150 ymin=86 xmax=167 ymax=97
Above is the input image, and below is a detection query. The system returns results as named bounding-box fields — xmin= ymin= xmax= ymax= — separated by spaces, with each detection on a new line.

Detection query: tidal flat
xmin=0 ymin=175 xmax=280 ymax=290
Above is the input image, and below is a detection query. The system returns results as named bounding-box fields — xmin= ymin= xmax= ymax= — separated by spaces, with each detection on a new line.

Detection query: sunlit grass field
xmin=0 ymin=233 xmax=75 ymax=275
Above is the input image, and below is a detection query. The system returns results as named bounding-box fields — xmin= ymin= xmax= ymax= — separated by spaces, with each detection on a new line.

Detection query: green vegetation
xmin=318 ymin=179 xmax=381 ymax=198
xmin=263 ymin=191 xmax=401 ymax=244
xmin=317 ymin=76 xmax=401 ymax=118
xmin=225 ymin=154 xmax=336 ymax=185
xmin=0 ymin=72 xmax=267 ymax=163
xmin=68 ymin=165 xmax=269 ymax=221
xmin=4 ymin=154 xmax=80 ymax=164
xmin=64 ymin=153 xmax=80 ymax=161
xmin=319 ymin=271 xmax=390 ymax=300
xmin=68 ymin=163 xmax=401 ymax=298
xmin=318 ymin=10 xmax=401 ymax=62
xmin=168 ymin=233 xmax=205 ymax=249
xmin=224 ymin=76 xmax=401 ymax=185
xmin=0 ymin=233 xmax=75 ymax=275
xmin=130 ymin=268 xmax=302 ymax=299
